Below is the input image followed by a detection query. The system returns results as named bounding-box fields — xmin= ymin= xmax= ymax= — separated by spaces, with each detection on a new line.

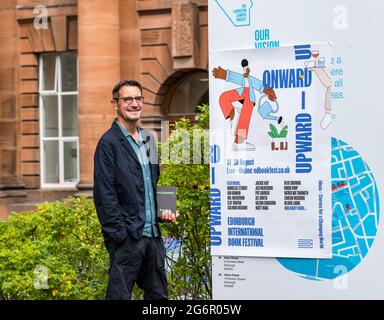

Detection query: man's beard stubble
xmin=116 ymin=105 xmax=140 ymax=122
xmin=116 ymin=106 xmax=129 ymax=122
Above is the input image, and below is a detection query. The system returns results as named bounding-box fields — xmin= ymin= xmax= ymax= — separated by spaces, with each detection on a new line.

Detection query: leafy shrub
xmin=158 ymin=105 xmax=211 ymax=299
xmin=0 ymin=197 xmax=108 ymax=300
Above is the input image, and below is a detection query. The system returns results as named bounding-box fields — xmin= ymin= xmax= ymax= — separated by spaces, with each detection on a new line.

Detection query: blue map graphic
xmin=277 ymin=138 xmax=380 ymax=280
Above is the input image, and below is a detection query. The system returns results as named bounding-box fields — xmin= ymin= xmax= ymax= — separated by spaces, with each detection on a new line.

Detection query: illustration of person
xmin=305 ymin=54 xmax=332 ymax=129
xmin=212 ymin=59 xmax=279 ymax=151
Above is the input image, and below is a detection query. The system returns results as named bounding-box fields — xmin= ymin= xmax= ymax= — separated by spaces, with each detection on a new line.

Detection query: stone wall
xmin=0 ymin=0 xmax=208 ymax=218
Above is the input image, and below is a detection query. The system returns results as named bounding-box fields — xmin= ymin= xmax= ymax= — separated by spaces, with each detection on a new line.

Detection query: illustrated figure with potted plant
xmin=212 ymin=59 xmax=282 ymax=151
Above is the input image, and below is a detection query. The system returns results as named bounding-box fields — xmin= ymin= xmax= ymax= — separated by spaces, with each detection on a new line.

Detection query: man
xmin=93 ymin=80 xmax=177 ymax=300
xmin=212 ymin=59 xmax=278 ymax=151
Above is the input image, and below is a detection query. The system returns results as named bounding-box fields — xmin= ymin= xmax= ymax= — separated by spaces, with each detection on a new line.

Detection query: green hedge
xmin=0 ymin=197 xmax=108 ymax=299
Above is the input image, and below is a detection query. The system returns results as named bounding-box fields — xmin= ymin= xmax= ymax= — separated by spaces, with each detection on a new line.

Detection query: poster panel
xmin=210 ymin=44 xmax=332 ymax=258
xmin=209 ymin=0 xmax=384 ymax=299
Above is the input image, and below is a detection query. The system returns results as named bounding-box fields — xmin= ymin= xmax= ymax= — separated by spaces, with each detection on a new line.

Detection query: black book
xmin=157 ymin=186 xmax=177 ymax=219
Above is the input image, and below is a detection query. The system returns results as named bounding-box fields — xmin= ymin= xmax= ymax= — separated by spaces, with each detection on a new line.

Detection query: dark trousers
xmin=104 ymin=235 xmax=168 ymax=300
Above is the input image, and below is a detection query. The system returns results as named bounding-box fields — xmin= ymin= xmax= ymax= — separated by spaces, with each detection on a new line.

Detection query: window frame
xmin=39 ymin=53 xmax=79 ymax=189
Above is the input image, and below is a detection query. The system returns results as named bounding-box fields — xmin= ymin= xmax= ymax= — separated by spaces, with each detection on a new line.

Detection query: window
xmin=165 ymin=71 xmax=209 ymax=122
xmin=39 ymin=52 xmax=79 ymax=188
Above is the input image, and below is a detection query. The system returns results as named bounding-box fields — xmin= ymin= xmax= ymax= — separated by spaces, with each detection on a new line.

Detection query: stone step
xmin=23 ymin=189 xmax=76 ymax=203
xmin=1 ymin=188 xmax=93 ymax=219
xmin=8 ymin=202 xmax=39 ymax=214
xmin=0 ymin=190 xmax=27 ymax=199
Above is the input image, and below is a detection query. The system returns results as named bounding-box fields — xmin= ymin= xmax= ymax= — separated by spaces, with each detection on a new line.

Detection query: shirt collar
xmin=115 ymin=119 xmax=142 ymax=143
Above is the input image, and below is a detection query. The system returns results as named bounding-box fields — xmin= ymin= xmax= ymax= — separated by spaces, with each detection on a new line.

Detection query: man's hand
xmin=160 ymin=209 xmax=179 ymax=223
xmin=212 ymin=66 xmax=227 ymax=80
xmin=263 ymin=87 xmax=277 ymax=101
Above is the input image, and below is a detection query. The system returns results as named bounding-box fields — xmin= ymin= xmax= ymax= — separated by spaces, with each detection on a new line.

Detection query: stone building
xmin=0 ymin=0 xmax=209 ymax=219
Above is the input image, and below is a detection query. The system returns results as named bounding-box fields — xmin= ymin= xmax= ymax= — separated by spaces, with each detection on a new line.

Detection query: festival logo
xmin=215 ymin=0 xmax=254 ymax=27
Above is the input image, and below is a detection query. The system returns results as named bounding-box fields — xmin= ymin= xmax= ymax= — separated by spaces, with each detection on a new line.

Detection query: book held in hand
xmin=157 ymin=186 xmax=177 ymax=219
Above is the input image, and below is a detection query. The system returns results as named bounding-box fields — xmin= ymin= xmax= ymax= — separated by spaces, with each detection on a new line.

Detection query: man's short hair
xmin=112 ymin=80 xmax=143 ymax=100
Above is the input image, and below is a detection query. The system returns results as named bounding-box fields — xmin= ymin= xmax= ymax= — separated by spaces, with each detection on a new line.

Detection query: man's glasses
xmin=116 ymin=96 xmax=144 ymax=105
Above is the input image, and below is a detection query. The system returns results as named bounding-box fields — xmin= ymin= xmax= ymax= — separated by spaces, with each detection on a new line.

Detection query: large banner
xmin=209 ymin=0 xmax=384 ymax=299
xmin=210 ymin=44 xmax=332 ymax=258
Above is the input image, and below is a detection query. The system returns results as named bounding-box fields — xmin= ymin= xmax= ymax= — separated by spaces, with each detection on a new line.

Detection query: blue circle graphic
xmin=277 ymin=138 xmax=380 ymax=280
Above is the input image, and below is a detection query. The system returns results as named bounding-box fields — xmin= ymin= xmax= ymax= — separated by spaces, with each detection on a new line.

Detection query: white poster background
xmin=209 ymin=0 xmax=384 ymax=299
xmin=210 ymin=45 xmax=332 ymax=258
